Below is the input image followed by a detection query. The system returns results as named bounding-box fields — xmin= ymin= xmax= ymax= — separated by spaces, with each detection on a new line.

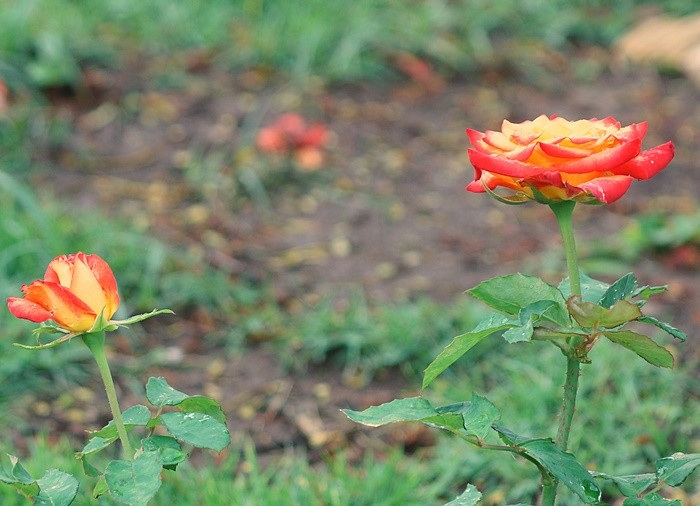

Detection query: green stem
xmin=83 ymin=331 xmax=134 ymax=460
xmin=550 ymin=201 xmax=581 ymax=296
xmin=541 ymin=201 xmax=583 ymax=505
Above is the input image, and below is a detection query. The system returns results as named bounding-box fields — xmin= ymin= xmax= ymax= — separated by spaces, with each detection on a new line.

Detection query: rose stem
xmin=83 ymin=331 xmax=134 ymax=460
xmin=541 ymin=201 xmax=582 ymax=505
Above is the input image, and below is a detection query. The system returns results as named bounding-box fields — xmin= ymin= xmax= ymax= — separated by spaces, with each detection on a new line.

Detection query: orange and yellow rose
xmin=466 ymin=114 xmax=674 ymax=204
xmin=7 ymin=252 xmax=120 ymax=333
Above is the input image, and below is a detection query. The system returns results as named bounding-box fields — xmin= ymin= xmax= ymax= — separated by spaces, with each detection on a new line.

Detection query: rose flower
xmin=256 ymin=113 xmax=329 ymax=171
xmin=7 ymin=252 xmax=120 ymax=333
xmin=466 ymin=114 xmax=674 ymax=204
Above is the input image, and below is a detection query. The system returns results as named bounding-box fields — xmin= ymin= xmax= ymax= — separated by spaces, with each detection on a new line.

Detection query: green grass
xmin=0 ymin=437 xmax=451 ymax=505
xmin=281 ymin=291 xmax=491 ymax=385
xmin=1 ymin=0 xmax=697 ymax=89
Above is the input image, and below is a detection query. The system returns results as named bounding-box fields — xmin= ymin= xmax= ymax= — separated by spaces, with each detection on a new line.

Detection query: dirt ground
xmin=30 ymin=52 xmax=700 ymax=463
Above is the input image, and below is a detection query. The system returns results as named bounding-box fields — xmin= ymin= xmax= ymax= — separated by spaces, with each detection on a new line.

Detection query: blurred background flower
xmin=256 ymin=113 xmax=330 ymax=171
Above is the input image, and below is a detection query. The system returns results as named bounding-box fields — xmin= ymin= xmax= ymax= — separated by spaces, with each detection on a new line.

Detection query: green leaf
xmin=502 ymin=300 xmax=567 ymax=343
xmin=0 ymin=455 xmax=39 ymax=498
xmin=178 ymin=396 xmax=227 ymax=424
xmin=79 ymin=455 xmax=102 ymax=478
xmin=469 ymin=274 xmax=568 ymax=322
xmin=503 ymin=319 xmax=534 ymax=343
xmin=590 ymin=471 xmax=656 ymax=496
xmin=35 ymin=469 xmax=79 ymax=506
xmin=92 ymin=405 xmax=152 ymax=438
xmin=637 ymin=316 xmax=687 ymax=342
xmin=0 ymin=454 xmax=35 ymax=485
xmin=623 ymin=494 xmax=681 ymax=506
xmin=444 ymin=483 xmax=481 ymax=506
xmin=160 ymin=412 xmax=231 ymax=452
xmin=422 ymin=317 xmax=515 ymax=388
xmin=655 ymin=452 xmax=700 ymax=487
xmin=431 ymin=404 xmax=481 ymax=434
xmin=599 ymin=273 xmax=637 ymax=308
xmin=604 ymin=330 xmax=674 ymax=368
xmin=492 ymin=427 xmax=601 ymax=503
xmin=520 ymin=439 xmax=601 ymax=504
xmin=559 ymin=273 xmax=609 ymax=302
xmin=78 ymin=436 xmax=116 ymax=457
xmin=146 ymin=377 xmax=189 ymax=407
xmin=111 ymin=308 xmax=174 ymax=327
xmin=519 ymin=299 xmax=570 ymax=326
xmin=342 ymin=397 xmax=438 ymax=427
xmin=342 ymin=397 xmax=471 ymax=436
xmin=492 ymin=424 xmax=531 ymax=446
xmin=631 ymin=285 xmax=668 ymax=302
xmin=105 ymin=451 xmax=162 ymax=506
xmin=92 ymin=476 xmax=108 ymax=499
xmin=141 ymin=436 xmax=188 ymax=470
xmin=459 ymin=394 xmax=500 ymax=439
xmin=567 ymin=297 xmax=642 ymax=329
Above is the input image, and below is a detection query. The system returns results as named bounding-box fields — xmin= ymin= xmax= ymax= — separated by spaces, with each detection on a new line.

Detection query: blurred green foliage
xmin=1 ymin=0 xmax=697 ymax=88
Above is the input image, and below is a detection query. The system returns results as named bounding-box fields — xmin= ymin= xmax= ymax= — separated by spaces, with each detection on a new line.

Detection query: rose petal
xmin=613 ymin=142 xmax=674 ymax=180
xmin=298 ymin=124 xmax=328 ymax=148
xmin=483 ymin=130 xmax=518 ymax=151
xmin=19 ymin=281 xmax=97 ymax=332
xmin=7 ymin=297 xmax=54 ymax=324
xmin=510 ymin=132 xmax=541 ymax=145
xmin=44 ymin=254 xmax=74 ymax=286
xmin=579 ymin=175 xmax=634 ymax=204
xmin=468 ymin=148 xmax=548 ymax=178
xmin=83 ymin=253 xmax=120 ymax=319
xmin=466 ymin=128 xmax=485 ymax=145
xmin=552 ymin=137 xmax=641 ymax=174
xmin=566 ymin=136 xmax=599 ymax=145
xmin=70 ymin=253 xmax=109 ymax=316
xmin=538 ymin=142 xmax=591 ymax=159
xmin=466 ymin=180 xmax=486 ymax=193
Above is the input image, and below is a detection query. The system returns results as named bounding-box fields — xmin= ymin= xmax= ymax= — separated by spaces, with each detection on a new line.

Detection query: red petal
xmin=466 ymin=128 xmax=486 ymax=148
xmin=579 ymin=175 xmax=633 ymax=204
xmin=468 ymin=148 xmax=544 ymax=178
xmin=7 ymin=297 xmax=54 ymax=323
xmin=553 ymin=138 xmax=642 ymax=174
xmin=256 ymin=128 xmax=286 ymax=152
xmin=528 ymin=171 xmax=565 ymax=188
xmin=298 ymin=124 xmax=328 ymax=149
xmin=613 ymin=142 xmax=674 ymax=180
xmin=466 ymin=180 xmax=486 ymax=193
xmin=595 ymin=116 xmax=622 ymax=128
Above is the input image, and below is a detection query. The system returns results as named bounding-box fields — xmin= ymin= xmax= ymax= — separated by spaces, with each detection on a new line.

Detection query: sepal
xmin=13 ymin=308 xmax=173 ymax=350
